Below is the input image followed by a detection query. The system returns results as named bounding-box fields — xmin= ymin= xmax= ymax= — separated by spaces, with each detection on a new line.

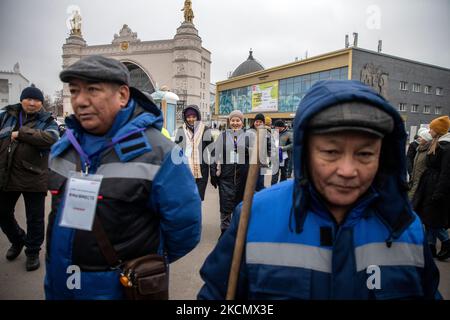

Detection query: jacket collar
xmin=308 ymin=185 xmax=379 ymax=227
xmin=51 ymin=87 xmax=164 ymax=159
xmin=438 ymin=132 xmax=450 ymax=143
xmin=6 ymin=103 xmax=52 ymax=123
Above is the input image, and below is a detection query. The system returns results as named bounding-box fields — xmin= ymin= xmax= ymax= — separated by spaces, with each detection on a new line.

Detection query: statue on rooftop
xmin=181 ymin=0 xmax=194 ymax=23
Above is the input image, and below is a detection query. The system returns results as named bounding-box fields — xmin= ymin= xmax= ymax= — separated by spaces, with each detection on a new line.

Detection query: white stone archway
xmin=121 ymin=59 xmax=156 ymax=94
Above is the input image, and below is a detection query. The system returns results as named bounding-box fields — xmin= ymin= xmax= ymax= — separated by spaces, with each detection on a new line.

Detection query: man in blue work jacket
xmin=45 ymin=55 xmax=201 ymax=299
xmin=198 ymin=80 xmax=440 ymax=299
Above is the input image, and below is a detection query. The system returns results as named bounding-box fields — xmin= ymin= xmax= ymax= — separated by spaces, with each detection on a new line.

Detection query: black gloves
xmin=210 ymin=175 xmax=218 ymax=189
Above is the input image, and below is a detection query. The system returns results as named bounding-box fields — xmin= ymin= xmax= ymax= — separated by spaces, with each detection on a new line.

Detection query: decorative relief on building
xmin=120 ymin=42 xmax=129 ymax=51
xmin=176 ymin=63 xmax=186 ymax=74
xmin=112 ymin=24 xmax=141 ymax=44
xmin=360 ymin=63 xmax=389 ymax=98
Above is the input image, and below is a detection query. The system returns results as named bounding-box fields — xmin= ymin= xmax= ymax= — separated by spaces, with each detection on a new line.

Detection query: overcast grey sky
xmin=0 ymin=0 xmax=449 ymax=98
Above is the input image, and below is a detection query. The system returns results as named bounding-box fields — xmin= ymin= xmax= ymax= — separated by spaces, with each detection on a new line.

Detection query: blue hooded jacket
xmin=198 ymin=80 xmax=440 ymax=300
xmin=45 ymin=88 xmax=201 ymax=299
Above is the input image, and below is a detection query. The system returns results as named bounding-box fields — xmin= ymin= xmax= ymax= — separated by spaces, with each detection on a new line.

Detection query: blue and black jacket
xmin=198 ymin=80 xmax=441 ymax=300
xmin=45 ymin=88 xmax=201 ymax=299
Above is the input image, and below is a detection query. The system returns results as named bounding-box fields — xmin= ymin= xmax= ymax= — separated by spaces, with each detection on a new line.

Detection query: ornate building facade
xmin=61 ymin=4 xmax=211 ymax=125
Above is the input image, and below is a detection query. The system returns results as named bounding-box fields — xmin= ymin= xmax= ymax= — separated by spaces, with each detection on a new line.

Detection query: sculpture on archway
xmin=181 ymin=0 xmax=194 ymax=23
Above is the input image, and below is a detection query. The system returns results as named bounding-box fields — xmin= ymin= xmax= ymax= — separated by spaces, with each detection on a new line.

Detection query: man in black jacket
xmin=0 ymin=87 xmax=59 ymax=271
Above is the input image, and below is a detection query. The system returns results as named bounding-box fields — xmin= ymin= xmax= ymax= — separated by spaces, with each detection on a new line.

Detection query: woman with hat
xmin=210 ymin=110 xmax=251 ymax=236
xmin=413 ymin=115 xmax=450 ymax=260
xmin=408 ymin=127 xmax=432 ymax=200
xmin=175 ymin=105 xmax=214 ymax=201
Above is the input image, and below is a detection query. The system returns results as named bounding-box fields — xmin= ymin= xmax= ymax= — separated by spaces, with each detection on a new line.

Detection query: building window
xmin=399 ymin=81 xmax=408 ymax=91
xmin=435 ymin=106 xmax=442 ymax=115
xmin=424 ymin=85 xmax=432 ymax=94
xmin=398 ymin=103 xmax=407 ymax=112
xmin=411 ymin=104 xmax=418 ymax=113
xmin=218 ymin=67 xmax=349 ymax=115
xmin=423 ymin=105 xmax=430 ymax=113
xmin=436 ymin=87 xmax=443 ymax=96
xmin=412 ymin=83 xmax=421 ymax=92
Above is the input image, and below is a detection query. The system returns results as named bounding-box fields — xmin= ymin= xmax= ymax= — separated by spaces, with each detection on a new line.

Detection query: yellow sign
xmin=252 ymin=81 xmax=278 ymax=112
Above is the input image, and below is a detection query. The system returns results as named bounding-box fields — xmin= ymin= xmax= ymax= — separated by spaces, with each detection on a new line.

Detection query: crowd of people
xmin=0 ymin=55 xmax=448 ymax=300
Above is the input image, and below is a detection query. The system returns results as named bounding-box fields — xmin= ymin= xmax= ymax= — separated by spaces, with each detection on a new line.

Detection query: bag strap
xmin=74 ymin=158 xmax=121 ymax=268
xmin=92 ymin=216 xmax=122 ymax=267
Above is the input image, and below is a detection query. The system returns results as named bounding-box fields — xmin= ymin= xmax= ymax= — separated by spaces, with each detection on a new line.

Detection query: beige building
xmin=61 ymin=6 xmax=211 ymax=128
xmin=0 ymin=63 xmax=30 ymax=109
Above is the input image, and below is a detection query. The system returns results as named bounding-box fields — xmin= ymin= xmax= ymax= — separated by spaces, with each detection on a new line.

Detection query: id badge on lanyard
xmin=185 ymin=144 xmax=193 ymax=158
xmin=230 ymin=151 xmax=238 ymax=164
xmin=59 ymin=171 xmax=103 ymax=231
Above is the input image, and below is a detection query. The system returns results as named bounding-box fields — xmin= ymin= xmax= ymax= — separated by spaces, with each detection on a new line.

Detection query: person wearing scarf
xmin=211 ymin=110 xmax=252 ymax=236
xmin=175 ymin=105 xmax=214 ymax=201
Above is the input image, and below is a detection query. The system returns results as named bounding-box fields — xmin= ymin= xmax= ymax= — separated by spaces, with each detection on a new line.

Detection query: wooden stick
xmin=226 ymin=128 xmax=261 ymax=300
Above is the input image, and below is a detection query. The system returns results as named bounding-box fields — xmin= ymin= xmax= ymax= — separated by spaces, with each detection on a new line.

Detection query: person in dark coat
xmin=0 ymin=86 xmax=59 ymax=271
xmin=413 ymin=116 xmax=450 ymax=260
xmin=406 ymin=135 xmax=419 ymax=178
xmin=250 ymin=113 xmax=271 ymax=192
xmin=271 ymin=119 xmax=293 ymax=185
xmin=210 ymin=110 xmax=252 ymax=235
xmin=175 ymin=105 xmax=214 ymax=201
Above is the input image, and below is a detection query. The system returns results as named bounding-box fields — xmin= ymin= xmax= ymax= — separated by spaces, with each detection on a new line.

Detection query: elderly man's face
xmin=69 ymin=79 xmax=130 ymax=135
xmin=21 ymin=98 xmax=43 ymax=114
xmin=308 ymin=131 xmax=382 ymax=216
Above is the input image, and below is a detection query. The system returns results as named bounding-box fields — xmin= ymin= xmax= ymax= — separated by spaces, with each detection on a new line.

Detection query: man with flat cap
xmin=198 ymin=80 xmax=441 ymax=299
xmin=0 ymin=86 xmax=59 ymax=271
xmin=45 ymin=55 xmax=201 ymax=299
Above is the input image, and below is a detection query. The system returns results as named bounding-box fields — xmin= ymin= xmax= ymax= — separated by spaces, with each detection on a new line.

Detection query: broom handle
xmin=226 ymin=128 xmax=261 ymax=300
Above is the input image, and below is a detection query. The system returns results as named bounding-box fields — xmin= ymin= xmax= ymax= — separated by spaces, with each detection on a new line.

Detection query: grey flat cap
xmin=60 ymin=55 xmax=130 ymax=85
xmin=308 ymin=102 xmax=394 ymax=138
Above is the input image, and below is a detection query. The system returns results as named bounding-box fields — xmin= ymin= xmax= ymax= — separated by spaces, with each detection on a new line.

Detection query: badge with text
xmin=185 ymin=145 xmax=193 ymax=158
xmin=230 ymin=151 xmax=239 ymax=164
xmin=60 ymin=171 xmax=103 ymax=231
